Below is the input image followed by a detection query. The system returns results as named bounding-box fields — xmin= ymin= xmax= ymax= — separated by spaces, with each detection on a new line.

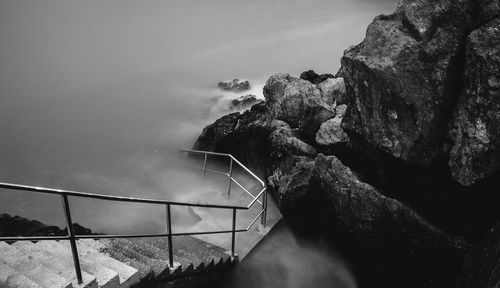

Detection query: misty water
xmin=0 ymin=0 xmax=397 ymax=287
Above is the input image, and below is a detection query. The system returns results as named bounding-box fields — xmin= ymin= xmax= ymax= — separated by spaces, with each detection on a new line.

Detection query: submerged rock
xmin=449 ymin=18 xmax=500 ymax=186
xmin=218 ymin=79 xmax=250 ymax=91
xmin=229 ymin=94 xmax=263 ymax=111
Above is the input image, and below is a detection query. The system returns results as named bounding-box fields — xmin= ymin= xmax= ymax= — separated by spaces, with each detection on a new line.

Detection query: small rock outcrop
xmin=0 ymin=213 xmax=93 ymax=237
xmin=218 ymin=79 xmax=250 ymax=92
xmin=229 ymin=94 xmax=263 ymax=111
xmin=299 ymin=70 xmax=334 ymax=85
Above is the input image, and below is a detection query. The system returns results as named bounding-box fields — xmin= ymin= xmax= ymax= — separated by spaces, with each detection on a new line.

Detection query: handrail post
xmin=227 ymin=158 xmax=233 ymax=198
xmin=166 ymin=204 xmax=174 ymax=268
xmin=231 ymin=208 xmax=236 ymax=258
xmin=61 ymin=194 xmax=83 ymax=284
xmin=261 ymin=189 xmax=267 ymax=227
xmin=202 ymin=153 xmax=208 ymax=180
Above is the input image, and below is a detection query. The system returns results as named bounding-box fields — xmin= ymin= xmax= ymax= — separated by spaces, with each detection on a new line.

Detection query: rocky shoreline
xmin=192 ymin=1 xmax=500 ymax=287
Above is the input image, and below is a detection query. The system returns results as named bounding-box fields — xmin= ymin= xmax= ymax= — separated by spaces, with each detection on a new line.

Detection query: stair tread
xmin=35 ymin=240 xmax=120 ymax=288
xmin=99 ymin=239 xmax=170 ymax=279
xmin=65 ymin=239 xmax=139 ymax=288
xmin=12 ymin=241 xmax=97 ymax=288
xmin=0 ymin=260 xmax=43 ymax=288
xmin=140 ymin=236 xmax=230 ymax=266
xmin=0 ymin=242 xmax=71 ymax=288
xmin=94 ymin=245 xmax=153 ymax=281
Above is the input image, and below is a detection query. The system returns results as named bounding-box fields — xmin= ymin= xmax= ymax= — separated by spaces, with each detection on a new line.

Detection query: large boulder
xmin=317 ymin=77 xmax=347 ymax=105
xmin=449 ymin=18 xmax=500 ymax=186
xmin=340 ymin=0 xmax=473 ymax=165
xmin=264 ymin=74 xmax=335 ymax=140
xmin=194 ymin=104 xmax=317 ymax=176
xmin=315 ymin=104 xmax=349 ymax=146
xmin=268 ymin=153 xmax=466 ymax=286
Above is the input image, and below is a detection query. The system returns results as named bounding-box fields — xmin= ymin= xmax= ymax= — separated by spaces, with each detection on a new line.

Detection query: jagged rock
xmin=340 ymin=0 xmax=473 ymax=165
xmin=264 ymin=73 xmax=335 ymax=139
xmin=317 ymin=77 xmax=346 ymax=105
xmin=217 ymin=79 xmax=250 ymax=91
xmin=449 ymin=18 xmax=500 ymax=187
xmin=267 ymin=156 xmax=316 ymax=224
xmin=193 ymin=105 xmax=317 ymax=176
xmin=311 ymin=154 xmax=463 ymax=250
xmin=299 ymin=70 xmax=334 ymax=85
xmin=268 ymin=153 xmax=466 ymax=285
xmin=315 ymin=104 xmax=348 ymax=146
xmin=229 ymin=94 xmax=263 ymax=111
xmin=194 ymin=112 xmax=240 ymax=152
xmin=0 ymin=213 xmax=93 ymax=237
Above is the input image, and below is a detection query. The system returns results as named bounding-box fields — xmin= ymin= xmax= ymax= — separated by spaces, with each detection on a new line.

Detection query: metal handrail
xmin=0 ymin=149 xmax=268 ymax=284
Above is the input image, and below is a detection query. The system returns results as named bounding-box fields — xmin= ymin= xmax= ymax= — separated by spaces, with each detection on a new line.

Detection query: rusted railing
xmin=0 ymin=149 xmax=267 ymax=284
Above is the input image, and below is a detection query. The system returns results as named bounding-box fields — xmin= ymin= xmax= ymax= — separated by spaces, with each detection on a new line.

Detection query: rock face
xmin=218 ymin=79 xmax=250 ymax=91
xmin=449 ymin=18 xmax=500 ymax=186
xmin=193 ymin=0 xmax=500 ymax=287
xmin=341 ymin=0 xmax=473 ymax=165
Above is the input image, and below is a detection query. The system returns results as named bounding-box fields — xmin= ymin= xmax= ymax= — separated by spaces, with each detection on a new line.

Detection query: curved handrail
xmin=0 ymin=149 xmax=268 ymax=284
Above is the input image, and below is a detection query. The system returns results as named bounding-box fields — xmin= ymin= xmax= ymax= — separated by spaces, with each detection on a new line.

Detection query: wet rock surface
xmin=229 ymin=94 xmax=263 ymax=111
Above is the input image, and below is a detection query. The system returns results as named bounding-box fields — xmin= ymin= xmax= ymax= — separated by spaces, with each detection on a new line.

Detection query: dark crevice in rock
xmin=401 ymin=13 xmax=424 ymax=42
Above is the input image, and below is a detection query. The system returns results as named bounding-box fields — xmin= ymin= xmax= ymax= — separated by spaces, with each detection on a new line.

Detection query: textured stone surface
xmin=315 ymin=104 xmax=348 ymax=146
xmin=317 ymin=77 xmax=346 ymax=105
xmin=340 ymin=0 xmax=473 ymax=165
xmin=449 ymin=18 xmax=500 ymax=186
xmin=264 ymin=74 xmax=335 ymax=139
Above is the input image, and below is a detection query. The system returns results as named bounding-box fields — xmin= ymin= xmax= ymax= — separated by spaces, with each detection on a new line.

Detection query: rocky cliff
xmin=193 ymin=0 xmax=500 ymax=287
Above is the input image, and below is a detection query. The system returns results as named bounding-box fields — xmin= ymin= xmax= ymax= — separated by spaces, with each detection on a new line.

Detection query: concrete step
xmin=98 ymin=239 xmax=170 ymax=280
xmin=61 ymin=240 xmax=139 ymax=288
xmin=35 ymin=241 xmax=120 ymax=288
xmin=0 ymin=260 xmax=43 ymax=288
xmin=0 ymin=242 xmax=72 ymax=288
xmin=139 ymin=236 xmax=229 ymax=267
xmin=12 ymin=241 xmax=98 ymax=288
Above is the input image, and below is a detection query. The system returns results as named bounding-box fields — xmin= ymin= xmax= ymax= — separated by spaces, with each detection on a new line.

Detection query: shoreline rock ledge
xmin=193 ymin=0 xmax=500 ymax=287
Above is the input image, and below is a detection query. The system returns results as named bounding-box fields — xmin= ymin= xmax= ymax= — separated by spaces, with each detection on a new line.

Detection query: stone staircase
xmin=0 ymin=236 xmax=236 ymax=288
